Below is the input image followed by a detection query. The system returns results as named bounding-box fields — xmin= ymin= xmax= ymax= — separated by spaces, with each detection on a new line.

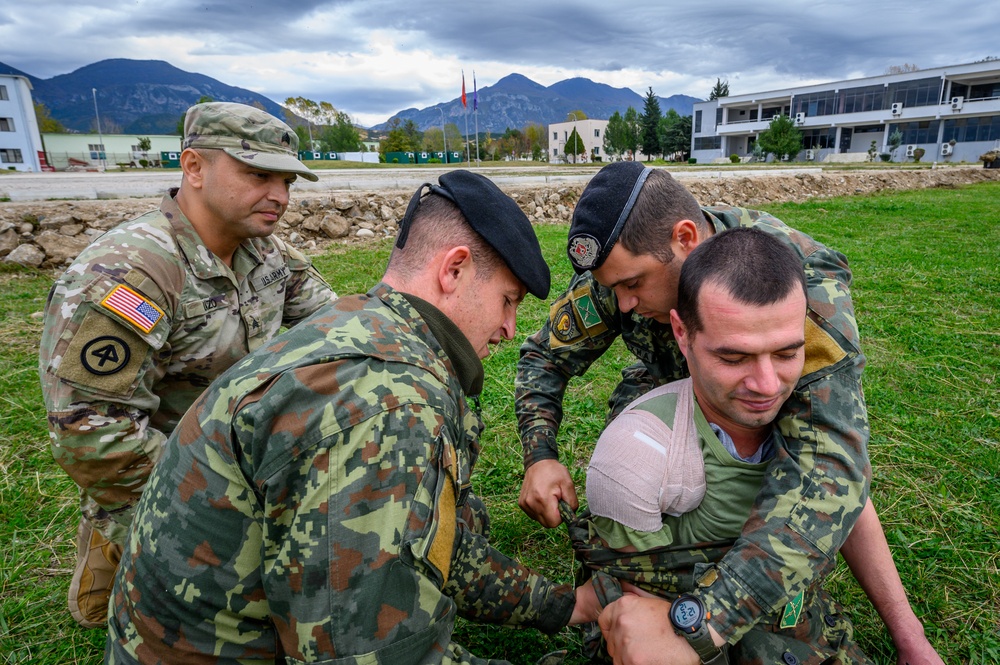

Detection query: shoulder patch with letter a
xmin=56 ymin=309 xmax=148 ymax=396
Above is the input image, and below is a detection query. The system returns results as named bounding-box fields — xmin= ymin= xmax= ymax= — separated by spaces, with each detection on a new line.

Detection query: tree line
xmin=376 ymin=116 xmax=551 ymax=162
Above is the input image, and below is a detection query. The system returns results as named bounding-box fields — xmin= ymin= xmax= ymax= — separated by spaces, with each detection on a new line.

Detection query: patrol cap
xmin=182 ymin=101 xmax=318 ymax=182
xmin=395 ymin=170 xmax=550 ymax=299
xmin=567 ymin=161 xmax=651 ymax=273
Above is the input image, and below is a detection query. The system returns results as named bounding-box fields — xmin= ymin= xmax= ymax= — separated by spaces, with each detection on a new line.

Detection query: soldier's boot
xmin=68 ymin=516 xmax=122 ymax=629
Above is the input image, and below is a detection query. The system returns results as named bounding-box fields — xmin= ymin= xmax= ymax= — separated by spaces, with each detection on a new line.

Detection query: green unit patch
xmin=780 ymin=590 xmax=805 ymax=629
xmin=574 ymin=293 xmax=603 ymax=329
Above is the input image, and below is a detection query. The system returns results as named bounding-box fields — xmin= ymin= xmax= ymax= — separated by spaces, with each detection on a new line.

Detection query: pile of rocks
xmin=0 ymin=187 xmax=579 ymax=270
xmin=3 ymin=166 xmax=998 ymax=270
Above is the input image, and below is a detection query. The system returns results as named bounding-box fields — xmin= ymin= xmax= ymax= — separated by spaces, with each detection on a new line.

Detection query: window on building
xmin=888 ymin=120 xmax=941 ymax=144
xmin=553 ymin=131 xmax=558 ymax=140
xmin=716 ymin=108 xmax=723 ymax=126
xmin=0 ymin=118 xmax=13 ymax=131
xmin=693 ymin=136 xmax=721 ymax=150
xmin=887 ymin=77 xmax=943 ymax=108
xmin=594 ymin=128 xmax=600 ymax=138
xmin=0 ymin=148 xmax=23 ymax=163
xmin=0 ymin=85 xmax=8 ymax=101
xmin=695 ymin=110 xmax=702 ymax=133
xmin=88 ymin=143 xmax=106 ymax=152
xmin=801 ymin=128 xmax=838 ymax=149
xmin=553 ymin=148 xmax=558 ymax=156
xmin=943 ymin=115 xmax=1000 ymax=143
xmin=594 ymin=146 xmax=600 ymax=154
xmin=792 ymin=90 xmax=840 ymax=117
xmin=841 ymin=84 xmax=886 ymax=113
xmin=968 ymin=82 xmax=1000 ymax=100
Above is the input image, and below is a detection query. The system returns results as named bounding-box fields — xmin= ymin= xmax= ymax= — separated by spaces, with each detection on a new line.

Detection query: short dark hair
xmin=618 ymin=169 xmax=710 ymax=264
xmin=386 ymin=193 xmax=502 ymax=281
xmin=676 ymin=227 xmax=807 ymax=333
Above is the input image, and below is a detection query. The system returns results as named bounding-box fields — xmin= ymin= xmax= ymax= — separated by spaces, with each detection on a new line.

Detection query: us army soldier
xmin=107 ymin=170 xmax=598 ymax=664
xmin=39 ymin=102 xmax=336 ymax=629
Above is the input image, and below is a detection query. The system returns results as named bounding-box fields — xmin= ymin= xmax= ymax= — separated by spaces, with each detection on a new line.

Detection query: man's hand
xmin=518 ymin=459 xmax=577 ymax=528
xmin=599 ymin=595 xmax=698 ymax=665
xmin=570 ymin=578 xmax=601 ymax=625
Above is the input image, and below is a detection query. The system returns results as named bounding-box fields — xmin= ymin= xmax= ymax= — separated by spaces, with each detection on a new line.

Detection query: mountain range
xmin=375 ymin=73 xmax=700 ymax=135
xmin=0 ymin=59 xmax=701 ymax=135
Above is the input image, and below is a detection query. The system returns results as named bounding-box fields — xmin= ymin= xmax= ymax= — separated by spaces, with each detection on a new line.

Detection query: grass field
xmin=1 ymin=182 xmax=998 ymax=664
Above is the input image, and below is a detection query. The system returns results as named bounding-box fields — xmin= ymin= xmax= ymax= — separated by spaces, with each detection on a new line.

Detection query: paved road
xmin=0 ymin=165 xmax=821 ymax=202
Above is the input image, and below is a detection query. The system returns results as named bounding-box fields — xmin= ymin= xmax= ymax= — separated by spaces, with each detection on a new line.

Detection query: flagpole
xmin=461 ymin=70 xmax=470 ymax=164
xmin=473 ymin=71 xmax=480 ymax=166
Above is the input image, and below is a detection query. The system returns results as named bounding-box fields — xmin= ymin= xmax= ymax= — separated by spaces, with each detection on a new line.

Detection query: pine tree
xmin=640 ymin=87 xmax=662 ymax=161
xmin=709 ymin=78 xmax=730 ymax=100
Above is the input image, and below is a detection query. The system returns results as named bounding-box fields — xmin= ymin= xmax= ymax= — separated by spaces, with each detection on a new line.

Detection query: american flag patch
xmin=100 ymin=284 xmax=164 ymax=333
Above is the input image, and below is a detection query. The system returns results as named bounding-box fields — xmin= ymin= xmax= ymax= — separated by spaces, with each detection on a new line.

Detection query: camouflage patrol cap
xmin=182 ymin=102 xmax=318 ymax=182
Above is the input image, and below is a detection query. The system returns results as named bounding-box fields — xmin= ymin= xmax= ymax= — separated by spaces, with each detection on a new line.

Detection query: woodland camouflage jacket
xmin=107 ymin=284 xmax=574 ymax=664
xmin=516 ymin=205 xmax=871 ymax=642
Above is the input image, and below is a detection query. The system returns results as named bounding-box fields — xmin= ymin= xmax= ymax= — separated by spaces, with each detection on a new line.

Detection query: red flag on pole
xmin=461 ymin=71 xmax=467 ymax=108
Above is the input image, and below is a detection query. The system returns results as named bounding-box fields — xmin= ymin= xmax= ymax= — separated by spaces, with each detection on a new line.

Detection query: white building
xmin=41 ymin=133 xmax=183 ymax=170
xmin=691 ymin=60 xmax=1000 ymax=164
xmin=549 ymin=118 xmax=607 ymax=163
xmin=0 ymin=74 xmax=45 ymax=172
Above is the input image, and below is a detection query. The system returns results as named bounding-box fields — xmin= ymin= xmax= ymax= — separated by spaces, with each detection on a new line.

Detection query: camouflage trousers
xmin=81 ymin=489 xmax=130 ymax=545
xmin=561 ymin=505 xmax=872 ymax=665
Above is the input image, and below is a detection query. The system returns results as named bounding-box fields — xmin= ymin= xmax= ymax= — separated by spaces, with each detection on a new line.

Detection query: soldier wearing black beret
xmin=514 ymin=162 xmax=942 ymax=664
xmin=108 ymin=169 xmax=600 ymax=664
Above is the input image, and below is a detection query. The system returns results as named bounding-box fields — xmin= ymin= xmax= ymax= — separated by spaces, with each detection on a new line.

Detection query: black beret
xmin=567 ymin=161 xmax=652 ymax=273
xmin=395 ymin=170 xmax=550 ymax=299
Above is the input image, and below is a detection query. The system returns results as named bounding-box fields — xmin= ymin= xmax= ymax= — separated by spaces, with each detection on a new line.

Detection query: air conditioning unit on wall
xmin=941 ymin=143 xmax=954 ymax=156
xmin=805 ymin=149 xmax=815 ymax=161
xmin=905 ymin=145 xmax=916 ymax=157
xmin=794 ymin=112 xmax=806 ymax=125
xmin=891 ymin=102 xmax=904 ymax=115
xmin=951 ymin=96 xmax=964 ymax=110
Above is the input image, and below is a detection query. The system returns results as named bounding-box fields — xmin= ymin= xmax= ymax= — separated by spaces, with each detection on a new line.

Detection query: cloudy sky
xmin=1 ymin=1 xmax=996 ymax=127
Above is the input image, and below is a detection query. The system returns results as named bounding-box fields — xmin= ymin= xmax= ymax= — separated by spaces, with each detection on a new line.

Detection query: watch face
xmin=671 ymin=598 xmax=703 ymax=630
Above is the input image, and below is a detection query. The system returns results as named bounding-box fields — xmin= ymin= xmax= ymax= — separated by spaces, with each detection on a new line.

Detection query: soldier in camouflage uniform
xmin=576 ymin=228 xmax=940 ymax=664
xmin=39 ymin=102 xmax=336 ymax=628
xmin=106 ymin=170 xmax=599 ymax=664
xmin=515 ymin=163 xmax=939 ymax=663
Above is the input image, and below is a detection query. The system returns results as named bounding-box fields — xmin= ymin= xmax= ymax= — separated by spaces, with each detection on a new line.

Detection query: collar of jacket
xmin=161 ymin=188 xmax=265 ymax=280
xmin=400 ymin=292 xmax=484 ymax=397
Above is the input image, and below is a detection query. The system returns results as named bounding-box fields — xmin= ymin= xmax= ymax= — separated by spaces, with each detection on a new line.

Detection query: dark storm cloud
xmin=2 ymin=0 xmax=998 ymax=122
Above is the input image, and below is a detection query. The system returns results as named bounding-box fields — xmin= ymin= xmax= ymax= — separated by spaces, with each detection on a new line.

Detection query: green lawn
xmin=1 ymin=182 xmax=997 ymax=664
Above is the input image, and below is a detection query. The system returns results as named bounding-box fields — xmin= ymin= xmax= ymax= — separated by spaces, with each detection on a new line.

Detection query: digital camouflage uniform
xmin=39 ymin=191 xmax=334 ymax=542
xmin=107 ymin=283 xmax=575 ymax=665
xmin=569 ymin=381 xmax=871 ymax=664
xmin=516 ymin=205 xmax=871 ymax=643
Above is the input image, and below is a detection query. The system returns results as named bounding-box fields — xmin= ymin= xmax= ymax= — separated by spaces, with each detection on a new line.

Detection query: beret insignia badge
xmin=568 ymin=234 xmax=599 ymax=269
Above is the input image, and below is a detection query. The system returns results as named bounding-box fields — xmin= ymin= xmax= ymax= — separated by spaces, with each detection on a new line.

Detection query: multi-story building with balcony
xmin=691 ymin=60 xmax=1000 ymax=164
xmin=0 ymin=73 xmax=44 ymax=172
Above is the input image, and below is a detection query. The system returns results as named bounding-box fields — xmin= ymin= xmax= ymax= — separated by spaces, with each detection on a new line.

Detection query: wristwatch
xmin=669 ymin=594 xmax=728 ymax=665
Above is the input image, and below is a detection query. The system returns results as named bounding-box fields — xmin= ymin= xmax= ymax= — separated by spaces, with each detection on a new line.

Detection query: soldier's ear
xmin=180 ymin=149 xmax=206 ymax=189
xmin=670 ymin=309 xmax=691 ymax=358
xmin=437 ymin=245 xmax=474 ymax=296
